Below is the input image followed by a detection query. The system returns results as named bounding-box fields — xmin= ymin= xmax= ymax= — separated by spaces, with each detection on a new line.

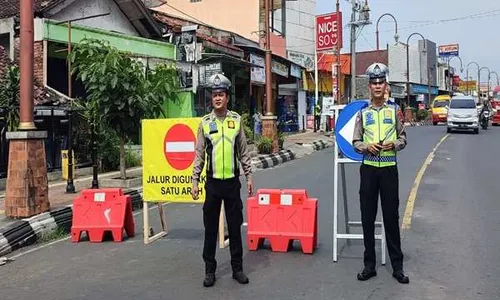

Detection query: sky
xmin=316 ymin=0 xmax=500 ymax=84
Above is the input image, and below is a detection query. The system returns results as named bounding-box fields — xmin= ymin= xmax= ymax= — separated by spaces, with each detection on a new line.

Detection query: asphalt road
xmin=1 ymin=125 xmax=496 ymax=300
xmin=403 ymin=126 xmax=500 ymax=300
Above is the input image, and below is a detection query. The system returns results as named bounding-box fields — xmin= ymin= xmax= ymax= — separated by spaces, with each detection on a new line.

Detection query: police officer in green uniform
xmin=191 ymin=73 xmax=253 ymax=287
xmin=352 ymin=63 xmax=410 ymax=284
xmin=314 ymin=102 xmax=321 ymax=132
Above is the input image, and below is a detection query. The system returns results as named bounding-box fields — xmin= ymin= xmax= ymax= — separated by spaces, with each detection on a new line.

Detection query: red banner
xmin=316 ymin=12 xmax=343 ymax=51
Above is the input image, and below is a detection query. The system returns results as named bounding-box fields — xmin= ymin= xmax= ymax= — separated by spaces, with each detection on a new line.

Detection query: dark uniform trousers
xmin=202 ymin=177 xmax=243 ymax=274
xmin=359 ymin=164 xmax=404 ymax=271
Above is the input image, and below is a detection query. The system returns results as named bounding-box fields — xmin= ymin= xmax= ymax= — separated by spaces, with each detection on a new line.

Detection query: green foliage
xmin=0 ymin=65 xmax=20 ymax=131
xmin=125 ymin=147 xmax=141 ymax=168
xmin=70 ymin=38 xmax=146 ymax=138
xmin=144 ymin=62 xmax=180 ymax=119
xmin=416 ymin=109 xmax=429 ymax=121
xmin=38 ymin=226 xmax=68 ymax=243
xmin=278 ymin=132 xmax=285 ymax=150
xmin=256 ymin=136 xmax=273 ymax=154
xmin=70 ymin=38 xmax=179 ymax=178
xmin=240 ymin=113 xmax=254 ymax=144
xmin=98 ymin=127 xmax=121 ymax=172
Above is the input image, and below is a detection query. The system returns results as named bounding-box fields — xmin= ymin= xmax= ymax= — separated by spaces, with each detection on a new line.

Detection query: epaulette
xmin=202 ymin=114 xmax=212 ymax=123
xmin=228 ymin=110 xmax=241 ymax=120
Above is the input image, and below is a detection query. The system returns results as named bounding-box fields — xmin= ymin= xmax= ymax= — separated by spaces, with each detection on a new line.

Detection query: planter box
xmin=100 ymin=176 xmax=142 ymax=189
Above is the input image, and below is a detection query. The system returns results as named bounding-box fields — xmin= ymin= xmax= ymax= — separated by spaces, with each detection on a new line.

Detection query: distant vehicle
xmin=447 ymin=96 xmax=479 ymax=134
xmin=491 ymin=86 xmax=500 ymax=126
xmin=431 ymin=95 xmax=450 ymax=125
xmin=480 ymin=109 xmax=490 ymax=130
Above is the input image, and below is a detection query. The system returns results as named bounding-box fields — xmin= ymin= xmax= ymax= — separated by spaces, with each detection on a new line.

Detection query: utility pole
xmin=5 ymin=0 xmax=49 ymax=218
xmin=262 ymin=0 xmax=278 ymax=151
xmin=335 ymin=0 xmax=341 ymax=104
xmin=349 ymin=0 xmax=371 ymax=102
xmin=349 ymin=3 xmax=356 ymax=101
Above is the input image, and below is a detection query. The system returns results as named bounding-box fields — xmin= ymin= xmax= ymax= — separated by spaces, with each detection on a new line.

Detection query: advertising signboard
xmin=316 ymin=12 xmax=343 ymax=51
xmin=438 ymin=44 xmax=459 ymax=57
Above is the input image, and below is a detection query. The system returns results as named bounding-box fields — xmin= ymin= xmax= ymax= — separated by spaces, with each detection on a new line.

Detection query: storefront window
xmin=277 ymin=95 xmax=299 ymax=132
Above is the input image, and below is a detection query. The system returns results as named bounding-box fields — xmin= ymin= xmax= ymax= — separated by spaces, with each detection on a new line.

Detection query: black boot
xmin=232 ymin=271 xmax=249 ymax=284
xmin=203 ymin=273 xmax=216 ymax=287
xmin=357 ymin=268 xmax=377 ymax=281
xmin=392 ymin=270 xmax=409 ymax=284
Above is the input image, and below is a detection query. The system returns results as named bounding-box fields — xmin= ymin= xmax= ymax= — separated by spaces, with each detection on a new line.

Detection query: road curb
xmin=0 ymin=188 xmax=143 ymax=259
xmin=404 ymin=120 xmax=432 ymax=127
xmin=251 ymin=138 xmax=334 ymax=170
xmin=0 ymin=137 xmax=335 ymax=258
xmin=252 ymin=149 xmax=295 ymax=170
xmin=311 ymin=140 xmax=332 ymax=150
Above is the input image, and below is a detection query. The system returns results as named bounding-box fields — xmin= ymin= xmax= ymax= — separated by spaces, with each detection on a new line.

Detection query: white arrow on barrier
xmin=338 ymin=113 xmax=358 ymax=147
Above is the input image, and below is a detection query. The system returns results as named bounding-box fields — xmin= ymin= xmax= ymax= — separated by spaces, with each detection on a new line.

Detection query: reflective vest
xmin=361 ymin=105 xmax=397 ymax=167
xmin=202 ymin=111 xmax=241 ymax=180
xmin=315 ymin=105 xmax=321 ymax=116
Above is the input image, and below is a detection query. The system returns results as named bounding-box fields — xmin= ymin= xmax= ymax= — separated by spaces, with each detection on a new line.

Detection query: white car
xmin=447 ymin=96 xmax=479 ymax=134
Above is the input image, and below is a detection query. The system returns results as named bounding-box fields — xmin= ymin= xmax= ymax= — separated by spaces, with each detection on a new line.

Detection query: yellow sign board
xmin=142 ymin=118 xmax=206 ymax=203
xmin=458 ymin=80 xmax=477 ymax=92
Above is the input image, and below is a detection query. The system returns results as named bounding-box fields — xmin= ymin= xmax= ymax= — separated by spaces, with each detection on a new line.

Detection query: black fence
xmin=0 ymin=106 xmax=91 ymax=178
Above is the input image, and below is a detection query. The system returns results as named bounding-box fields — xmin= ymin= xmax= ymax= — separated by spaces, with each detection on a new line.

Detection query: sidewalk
xmin=0 ymin=130 xmax=332 ymax=240
xmin=0 ymin=167 xmax=142 ymax=228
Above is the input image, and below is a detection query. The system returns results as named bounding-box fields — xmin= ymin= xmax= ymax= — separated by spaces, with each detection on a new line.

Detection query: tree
xmin=70 ymin=38 xmax=179 ymax=180
xmin=0 ymin=65 xmax=20 ymax=131
xmin=144 ymin=62 xmax=180 ymax=119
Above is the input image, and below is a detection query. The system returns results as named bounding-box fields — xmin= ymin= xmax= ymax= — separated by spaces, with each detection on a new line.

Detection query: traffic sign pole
xmin=332 ymin=102 xmax=387 ymax=264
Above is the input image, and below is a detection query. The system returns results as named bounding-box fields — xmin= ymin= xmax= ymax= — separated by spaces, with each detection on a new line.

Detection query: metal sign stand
xmin=332 ymin=105 xmax=386 ymax=265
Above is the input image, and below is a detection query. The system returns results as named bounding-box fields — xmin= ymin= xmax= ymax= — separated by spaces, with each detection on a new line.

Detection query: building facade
xmin=388 ymin=39 xmax=438 ymax=108
xmin=153 ymin=0 xmax=310 ymax=132
xmin=0 ymin=0 xmax=177 ymax=174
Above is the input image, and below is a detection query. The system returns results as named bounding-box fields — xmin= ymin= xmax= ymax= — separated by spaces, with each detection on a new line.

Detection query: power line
xmin=375 ymin=8 xmax=500 ymax=34
xmin=159 ymin=3 xmax=214 ymax=28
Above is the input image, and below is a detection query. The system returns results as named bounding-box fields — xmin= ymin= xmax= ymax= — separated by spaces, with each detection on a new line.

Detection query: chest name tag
xmin=209 ymin=122 xmax=218 ymax=134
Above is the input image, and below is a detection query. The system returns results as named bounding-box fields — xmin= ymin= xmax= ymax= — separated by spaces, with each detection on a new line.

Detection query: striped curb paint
xmin=255 ymin=149 xmax=295 ymax=169
xmin=0 ymin=188 xmax=143 ymax=259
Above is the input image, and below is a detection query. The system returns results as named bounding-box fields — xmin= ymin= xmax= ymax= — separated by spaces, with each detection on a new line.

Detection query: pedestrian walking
xmin=191 ymin=73 xmax=253 ymax=287
xmin=352 ymin=63 xmax=410 ymax=284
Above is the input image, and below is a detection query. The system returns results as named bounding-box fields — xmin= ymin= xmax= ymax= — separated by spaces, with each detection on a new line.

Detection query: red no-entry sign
xmin=163 ymin=124 xmax=196 ymax=170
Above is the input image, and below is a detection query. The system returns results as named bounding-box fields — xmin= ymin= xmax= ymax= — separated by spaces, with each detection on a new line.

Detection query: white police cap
xmin=365 ymin=62 xmax=389 ymax=83
xmin=208 ymin=73 xmax=231 ymax=92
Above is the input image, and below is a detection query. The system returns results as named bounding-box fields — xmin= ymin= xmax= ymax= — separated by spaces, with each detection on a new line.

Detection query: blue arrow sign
xmin=334 ymin=100 xmax=370 ymax=161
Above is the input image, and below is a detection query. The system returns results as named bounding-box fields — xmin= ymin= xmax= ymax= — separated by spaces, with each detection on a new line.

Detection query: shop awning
xmin=198 ymin=53 xmax=261 ymax=68
xmin=317 ymin=54 xmax=351 ymax=74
